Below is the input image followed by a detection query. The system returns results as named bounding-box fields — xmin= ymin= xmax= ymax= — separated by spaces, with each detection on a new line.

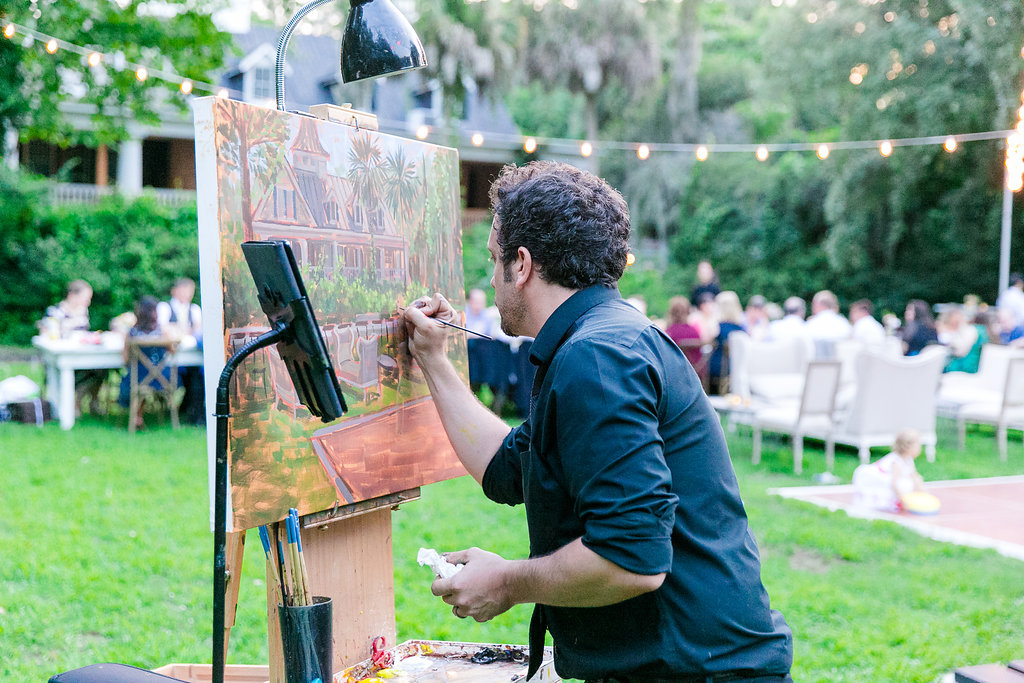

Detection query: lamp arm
xmin=275 ymin=0 xmax=336 ymax=111
xmin=213 ymin=322 xmax=288 ymax=683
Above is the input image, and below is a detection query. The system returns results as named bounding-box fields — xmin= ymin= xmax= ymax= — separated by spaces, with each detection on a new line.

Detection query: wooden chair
xmin=126 ymin=338 xmax=180 ymax=434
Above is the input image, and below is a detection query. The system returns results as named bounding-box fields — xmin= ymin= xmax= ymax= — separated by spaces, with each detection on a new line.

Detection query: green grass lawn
xmin=1 ymin=398 xmax=1023 ymax=681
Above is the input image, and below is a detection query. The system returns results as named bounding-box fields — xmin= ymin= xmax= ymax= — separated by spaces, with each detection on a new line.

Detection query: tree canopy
xmin=0 ymin=0 xmax=229 ymax=146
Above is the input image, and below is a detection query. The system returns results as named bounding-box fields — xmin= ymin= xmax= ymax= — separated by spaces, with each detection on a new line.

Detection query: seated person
xmin=40 ymin=279 xmax=105 ymax=415
xmin=942 ymin=308 xmax=987 ymax=373
xmin=118 ymin=296 xmax=180 ymax=429
xmin=157 ymin=277 xmax=205 ymax=425
xmin=852 ymin=429 xmax=925 ymax=512
xmin=708 ymin=291 xmax=745 ymax=394
xmin=899 ymin=300 xmax=939 ymax=356
xmin=665 ymin=296 xmax=702 ymax=367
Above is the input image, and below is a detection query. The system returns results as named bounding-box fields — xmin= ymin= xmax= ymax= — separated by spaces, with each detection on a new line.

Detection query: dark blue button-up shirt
xmin=482 ymin=285 xmax=792 ymax=680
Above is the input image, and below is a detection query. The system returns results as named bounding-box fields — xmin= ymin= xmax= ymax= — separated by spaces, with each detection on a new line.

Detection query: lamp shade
xmin=342 ymin=0 xmax=427 ymax=83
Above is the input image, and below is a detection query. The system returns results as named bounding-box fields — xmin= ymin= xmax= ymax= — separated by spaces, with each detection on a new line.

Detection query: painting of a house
xmin=195 ymin=97 xmax=468 ymax=531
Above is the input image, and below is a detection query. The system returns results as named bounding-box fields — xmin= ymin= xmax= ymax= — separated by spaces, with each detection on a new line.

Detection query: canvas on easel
xmin=194 ymin=97 xmax=468 ymax=533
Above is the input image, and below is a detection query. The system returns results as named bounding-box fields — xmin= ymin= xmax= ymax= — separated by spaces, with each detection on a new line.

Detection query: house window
xmin=252 ymin=67 xmax=273 ymax=100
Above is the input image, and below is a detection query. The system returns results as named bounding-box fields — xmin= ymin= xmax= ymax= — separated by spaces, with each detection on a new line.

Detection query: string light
xmin=3 ymin=21 xmax=219 ymax=96
xmin=3 ymin=21 xmax=1017 ymax=167
xmin=816 ymin=144 xmax=830 ymax=160
xmin=415 ymin=124 xmax=429 ymax=140
xmin=625 ymin=253 xmax=636 ymax=266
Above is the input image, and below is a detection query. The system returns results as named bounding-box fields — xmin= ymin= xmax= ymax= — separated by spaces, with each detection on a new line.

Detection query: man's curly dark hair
xmin=488 ymin=161 xmax=631 ymax=289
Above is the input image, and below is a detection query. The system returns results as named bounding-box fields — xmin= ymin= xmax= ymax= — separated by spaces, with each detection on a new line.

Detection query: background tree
xmin=2 ymin=1 xmax=228 ymax=147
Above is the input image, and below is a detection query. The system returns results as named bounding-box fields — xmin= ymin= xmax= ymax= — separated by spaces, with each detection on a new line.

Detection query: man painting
xmin=402 ymin=162 xmax=792 ymax=682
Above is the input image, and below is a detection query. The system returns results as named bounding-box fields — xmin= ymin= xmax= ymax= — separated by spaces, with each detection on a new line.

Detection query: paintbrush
xmin=397 ymin=304 xmax=493 ymax=340
xmin=258 ymin=525 xmax=285 ymax=607
xmin=290 ymin=508 xmax=312 ymax=606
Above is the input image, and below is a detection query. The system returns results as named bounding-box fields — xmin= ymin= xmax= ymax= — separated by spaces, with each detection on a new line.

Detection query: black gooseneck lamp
xmin=214 ymin=4 xmax=427 ymax=683
xmin=275 ymin=0 xmax=427 ymax=111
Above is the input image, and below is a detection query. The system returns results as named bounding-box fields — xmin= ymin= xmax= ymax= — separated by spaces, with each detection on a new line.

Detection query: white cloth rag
xmin=417 ymin=547 xmax=463 ymax=579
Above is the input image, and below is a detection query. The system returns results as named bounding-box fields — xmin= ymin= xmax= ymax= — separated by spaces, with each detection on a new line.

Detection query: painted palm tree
xmin=347 ymin=132 xmax=386 ymax=277
xmin=382 ymin=147 xmax=421 ymax=230
xmin=215 ymin=100 xmax=289 ymax=242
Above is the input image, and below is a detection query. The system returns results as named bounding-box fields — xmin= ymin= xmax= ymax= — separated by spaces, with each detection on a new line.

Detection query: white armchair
xmin=729 ymin=332 xmax=810 ymax=403
xmin=956 ymin=357 xmax=1024 ymax=460
xmin=809 ymin=346 xmax=946 ymax=464
xmin=752 ymin=361 xmax=843 ymax=475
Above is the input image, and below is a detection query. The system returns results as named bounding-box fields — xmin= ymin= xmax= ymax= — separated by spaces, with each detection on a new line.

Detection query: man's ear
xmin=514 ymin=246 xmax=533 ymax=290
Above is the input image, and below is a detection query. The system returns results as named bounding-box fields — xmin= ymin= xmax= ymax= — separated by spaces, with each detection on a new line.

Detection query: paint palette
xmin=338 ymin=640 xmax=558 ymax=683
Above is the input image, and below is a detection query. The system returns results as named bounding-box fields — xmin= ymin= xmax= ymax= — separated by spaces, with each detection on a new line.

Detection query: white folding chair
xmin=957 ymin=357 xmax=1024 ymax=461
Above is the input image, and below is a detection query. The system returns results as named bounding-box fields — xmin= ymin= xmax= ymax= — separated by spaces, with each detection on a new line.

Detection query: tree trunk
xmin=584 ymin=92 xmax=599 ymax=174
xmin=240 ymin=125 xmax=253 ymax=242
xmin=667 ymin=0 xmax=702 ymax=143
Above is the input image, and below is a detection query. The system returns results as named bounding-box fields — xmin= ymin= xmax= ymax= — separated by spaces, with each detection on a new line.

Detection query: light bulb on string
xmin=217 ymin=88 xmax=229 ymax=99
xmin=755 ymin=145 xmax=769 ymax=161
xmin=580 ymin=141 xmax=593 ymax=157
xmin=816 ymin=144 xmax=830 ymax=160
xmin=3 ymin=24 xmax=15 ymax=39
xmin=943 ymin=137 xmax=957 ymax=153
xmin=45 ymin=38 xmax=58 ymax=54
xmin=637 ymin=144 xmax=650 ymax=160
xmin=415 ymin=125 xmax=429 ymax=140
xmin=135 ymin=67 xmax=148 ymax=82
xmin=471 ymin=132 xmax=484 ymax=147
xmin=180 ymin=80 xmax=193 ymax=94
xmin=695 ymin=145 xmax=709 ymax=161
xmin=880 ymin=140 xmax=893 ymax=157
xmin=87 ymin=52 xmax=102 ymax=67
xmin=523 ymin=137 xmax=537 ymax=154
xmin=625 ymin=253 xmax=636 ymax=266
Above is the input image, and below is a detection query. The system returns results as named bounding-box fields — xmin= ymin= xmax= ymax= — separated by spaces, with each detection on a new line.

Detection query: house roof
xmin=222 ymin=27 xmax=519 ymax=141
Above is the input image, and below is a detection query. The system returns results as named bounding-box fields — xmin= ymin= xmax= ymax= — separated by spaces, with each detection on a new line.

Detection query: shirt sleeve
xmin=551 ymin=338 xmax=677 ymax=575
xmin=482 ymin=421 xmax=529 ymax=506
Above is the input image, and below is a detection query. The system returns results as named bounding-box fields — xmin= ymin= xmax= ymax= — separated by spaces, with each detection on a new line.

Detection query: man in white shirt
xmin=804 ymin=290 xmax=852 ymax=358
xmin=768 ymin=296 xmax=807 ymax=342
xmin=156 ymin=277 xmax=204 ymax=424
xmin=996 ymin=273 xmax=1024 ymax=327
xmin=849 ymin=299 xmax=886 ymax=345
xmin=156 ymin=278 xmax=202 ymax=345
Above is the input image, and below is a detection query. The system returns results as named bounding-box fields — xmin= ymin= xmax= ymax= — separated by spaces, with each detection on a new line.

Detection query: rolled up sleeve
xmin=482 ymin=422 xmax=529 ymax=506
xmin=551 ymin=340 xmax=677 ymax=575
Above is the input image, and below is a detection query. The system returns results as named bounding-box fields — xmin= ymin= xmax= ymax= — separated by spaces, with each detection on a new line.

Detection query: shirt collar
xmin=529 ymin=284 xmax=621 ymax=367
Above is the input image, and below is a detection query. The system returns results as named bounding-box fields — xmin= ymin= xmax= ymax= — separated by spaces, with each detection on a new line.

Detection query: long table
xmin=32 ymin=335 xmax=204 ymax=430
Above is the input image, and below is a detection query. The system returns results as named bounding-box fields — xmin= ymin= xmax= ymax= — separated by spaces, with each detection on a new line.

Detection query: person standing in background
xmin=690 ymin=259 xmax=720 ymax=306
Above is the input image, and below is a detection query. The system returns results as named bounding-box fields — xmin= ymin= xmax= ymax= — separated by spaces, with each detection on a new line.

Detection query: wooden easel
xmin=218 ymin=103 xmax=411 ymax=683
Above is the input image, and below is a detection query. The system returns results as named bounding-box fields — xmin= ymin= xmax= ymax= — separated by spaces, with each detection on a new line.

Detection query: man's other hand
xmin=430 ymin=547 xmax=517 ymax=622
